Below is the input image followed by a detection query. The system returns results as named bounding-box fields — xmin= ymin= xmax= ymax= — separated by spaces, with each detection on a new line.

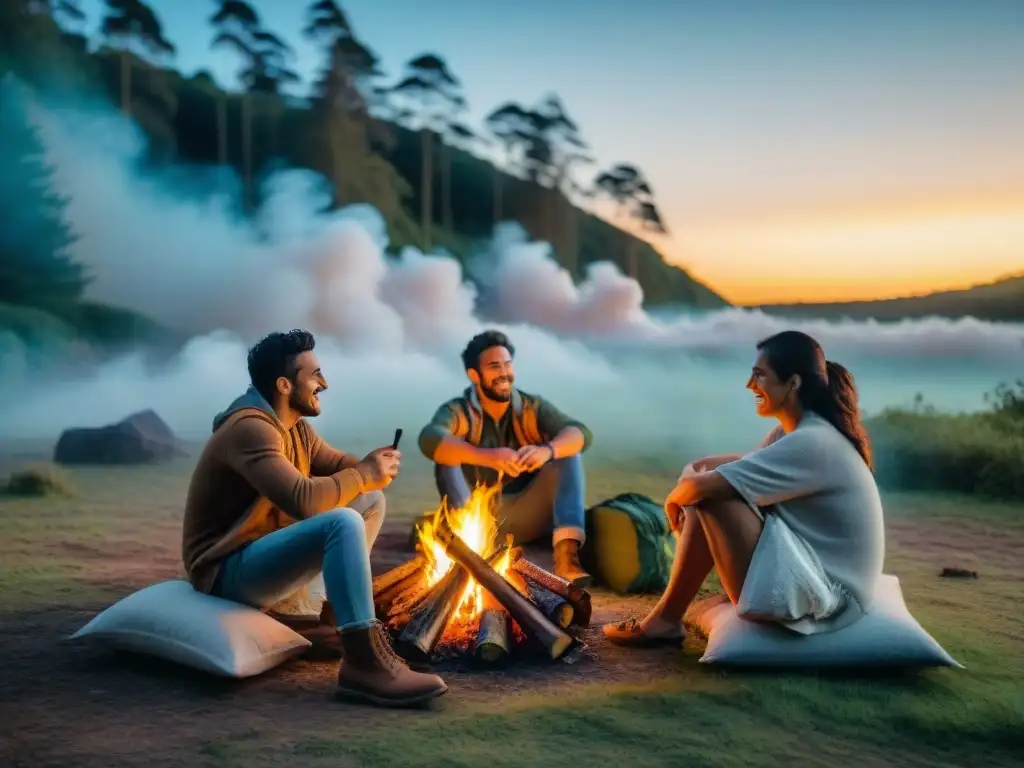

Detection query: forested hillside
xmin=0 ymin=0 xmax=724 ymax=358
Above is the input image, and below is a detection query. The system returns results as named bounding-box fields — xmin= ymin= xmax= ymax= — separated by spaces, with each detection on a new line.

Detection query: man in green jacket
xmin=418 ymin=330 xmax=593 ymax=586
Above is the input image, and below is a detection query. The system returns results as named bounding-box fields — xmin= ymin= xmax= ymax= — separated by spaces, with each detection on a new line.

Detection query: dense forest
xmin=0 ymin=0 xmax=726 ymax=353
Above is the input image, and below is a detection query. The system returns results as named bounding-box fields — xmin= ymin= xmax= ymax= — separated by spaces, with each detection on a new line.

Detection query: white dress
xmin=716 ymin=411 xmax=886 ymax=635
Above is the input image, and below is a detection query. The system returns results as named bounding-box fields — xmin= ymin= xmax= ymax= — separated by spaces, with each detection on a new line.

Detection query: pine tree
xmin=0 ymin=78 xmax=88 ymax=307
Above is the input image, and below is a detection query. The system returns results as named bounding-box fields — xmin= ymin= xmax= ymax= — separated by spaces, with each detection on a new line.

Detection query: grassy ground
xmin=0 ymin=445 xmax=1021 ymax=767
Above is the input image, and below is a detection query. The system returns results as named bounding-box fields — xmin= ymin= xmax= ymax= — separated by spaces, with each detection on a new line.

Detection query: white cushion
xmin=68 ymin=580 xmax=311 ymax=677
xmin=269 ymin=572 xmax=326 ymax=621
xmin=695 ymin=574 xmax=962 ymax=668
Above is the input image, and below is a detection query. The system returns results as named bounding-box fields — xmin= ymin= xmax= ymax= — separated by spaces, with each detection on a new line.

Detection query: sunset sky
xmin=76 ymin=0 xmax=1023 ymax=304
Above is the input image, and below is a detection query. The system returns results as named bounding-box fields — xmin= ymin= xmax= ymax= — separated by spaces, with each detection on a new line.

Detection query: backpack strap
xmin=513 ymin=393 xmax=542 ymax=446
xmin=462 ymin=387 xmax=484 ymax=446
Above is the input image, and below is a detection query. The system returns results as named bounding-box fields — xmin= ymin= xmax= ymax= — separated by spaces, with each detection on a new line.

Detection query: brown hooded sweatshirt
xmin=181 ymin=387 xmax=368 ymax=593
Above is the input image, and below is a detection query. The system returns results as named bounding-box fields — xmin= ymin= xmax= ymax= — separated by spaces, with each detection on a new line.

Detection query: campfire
xmin=373 ymin=483 xmax=592 ymax=664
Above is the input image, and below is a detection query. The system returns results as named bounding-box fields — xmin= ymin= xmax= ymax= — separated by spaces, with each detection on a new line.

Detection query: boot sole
xmin=334 ymin=682 xmax=449 ymax=709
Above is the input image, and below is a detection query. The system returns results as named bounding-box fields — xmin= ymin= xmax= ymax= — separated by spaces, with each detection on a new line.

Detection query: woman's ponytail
xmin=816 ymin=360 xmax=872 ymax=469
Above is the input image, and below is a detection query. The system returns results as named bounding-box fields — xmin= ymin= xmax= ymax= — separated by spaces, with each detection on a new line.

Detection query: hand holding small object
xmin=358 ymin=444 xmax=402 ymax=490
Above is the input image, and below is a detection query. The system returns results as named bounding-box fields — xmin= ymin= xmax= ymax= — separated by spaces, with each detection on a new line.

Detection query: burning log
xmin=372 ymin=555 xmax=425 ymax=595
xmin=503 ymin=566 xmax=531 ymax=596
xmin=501 ymin=568 xmax=572 ymax=628
xmin=438 ymin=527 xmax=573 ymax=660
xmin=524 ymin=582 xmax=574 ymax=628
xmin=374 ymin=573 xmax=424 ymax=617
xmin=372 ymin=556 xmax=426 ymax=615
xmin=385 ymin=581 xmax=432 ymax=629
xmin=393 ymin=547 xmax=510 ymax=660
xmin=475 ymin=590 xmax=510 ymax=663
xmin=476 ymin=610 xmax=510 ymax=662
xmin=510 ymin=552 xmax=593 ymax=627
xmin=395 ymin=563 xmax=470 ymax=662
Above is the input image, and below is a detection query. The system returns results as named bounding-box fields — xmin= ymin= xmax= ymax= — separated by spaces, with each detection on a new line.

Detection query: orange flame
xmin=414 ymin=481 xmax=510 ymax=625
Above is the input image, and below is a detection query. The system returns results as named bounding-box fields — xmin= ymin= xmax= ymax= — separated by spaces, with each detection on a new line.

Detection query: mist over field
xmin=3 ymin=89 xmax=1022 ymax=461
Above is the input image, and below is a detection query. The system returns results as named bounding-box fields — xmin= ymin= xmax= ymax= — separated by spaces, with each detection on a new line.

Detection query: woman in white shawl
xmin=604 ymin=330 xmax=885 ymax=645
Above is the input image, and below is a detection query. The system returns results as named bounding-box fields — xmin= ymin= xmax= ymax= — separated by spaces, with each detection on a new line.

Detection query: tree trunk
xmin=492 ymin=169 xmax=503 ymax=227
xmin=560 ymin=194 xmax=579 ymax=280
xmin=441 ymin=142 xmax=453 ymax=233
xmin=543 ymin=187 xmax=555 ymax=247
xmin=324 ymin=105 xmax=344 ymax=209
xmin=331 ymin=126 xmax=344 ymax=208
xmin=627 ymin=238 xmax=638 ymax=281
xmin=216 ymin=93 xmax=227 ymax=167
xmin=267 ymin=97 xmax=280 ymax=164
xmin=119 ymin=50 xmax=131 ymax=116
xmin=420 ymin=128 xmax=433 ymax=251
xmin=241 ymin=94 xmax=252 ymax=210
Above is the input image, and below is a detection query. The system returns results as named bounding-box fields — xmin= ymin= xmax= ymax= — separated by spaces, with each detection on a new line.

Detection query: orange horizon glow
xmin=654 ymin=201 xmax=1024 ymax=305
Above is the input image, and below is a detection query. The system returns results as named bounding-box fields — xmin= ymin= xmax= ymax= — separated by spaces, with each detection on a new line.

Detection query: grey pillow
xmin=695 ymin=574 xmax=962 ymax=668
xmin=68 ymin=580 xmax=311 ymax=677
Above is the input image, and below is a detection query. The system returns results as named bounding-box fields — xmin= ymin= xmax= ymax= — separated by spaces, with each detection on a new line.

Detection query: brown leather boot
xmin=553 ymin=539 xmax=592 ymax=588
xmin=323 ymin=604 xmax=433 ymax=671
xmin=336 ymin=620 xmax=448 ymax=708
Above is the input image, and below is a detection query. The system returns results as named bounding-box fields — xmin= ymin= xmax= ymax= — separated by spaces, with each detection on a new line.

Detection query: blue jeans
xmin=212 ymin=491 xmax=385 ymax=632
xmin=435 ymin=454 xmax=587 ymax=546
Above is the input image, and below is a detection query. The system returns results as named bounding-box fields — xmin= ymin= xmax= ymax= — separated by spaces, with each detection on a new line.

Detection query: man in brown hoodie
xmin=181 ymin=329 xmax=447 ymax=707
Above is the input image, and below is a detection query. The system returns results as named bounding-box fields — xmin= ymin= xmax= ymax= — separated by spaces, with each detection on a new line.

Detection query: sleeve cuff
xmin=715 ymin=463 xmax=760 ymax=512
xmin=336 ymin=466 xmax=368 ymax=506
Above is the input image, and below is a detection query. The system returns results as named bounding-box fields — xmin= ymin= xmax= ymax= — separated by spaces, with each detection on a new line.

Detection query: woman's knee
xmin=693 ymin=497 xmax=757 ymax=520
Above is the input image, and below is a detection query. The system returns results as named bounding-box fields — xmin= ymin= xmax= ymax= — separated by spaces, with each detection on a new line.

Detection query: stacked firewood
xmin=372 ymin=531 xmax=592 ymax=664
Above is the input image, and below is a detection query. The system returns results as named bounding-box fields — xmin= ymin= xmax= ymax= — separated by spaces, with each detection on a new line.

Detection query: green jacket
xmin=418 ymin=387 xmax=593 ymax=483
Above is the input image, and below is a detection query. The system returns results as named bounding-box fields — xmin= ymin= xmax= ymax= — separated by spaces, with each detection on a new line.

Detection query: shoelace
xmin=371 ymin=622 xmax=405 ymax=672
xmin=613 ymin=617 xmax=642 ymax=632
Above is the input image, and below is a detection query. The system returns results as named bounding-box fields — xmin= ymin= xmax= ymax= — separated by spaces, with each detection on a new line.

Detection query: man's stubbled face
xmin=286 ymin=350 xmax=328 ymax=417
xmin=472 ymin=345 xmax=514 ymax=403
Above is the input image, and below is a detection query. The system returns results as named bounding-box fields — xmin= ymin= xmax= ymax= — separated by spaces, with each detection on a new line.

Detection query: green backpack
xmin=582 ymin=492 xmax=676 ymax=594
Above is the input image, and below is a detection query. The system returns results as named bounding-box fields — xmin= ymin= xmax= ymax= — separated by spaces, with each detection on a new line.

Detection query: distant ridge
xmin=757 ymin=274 xmax=1024 ymax=323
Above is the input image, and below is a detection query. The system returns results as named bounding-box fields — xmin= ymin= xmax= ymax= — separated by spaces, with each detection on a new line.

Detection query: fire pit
xmin=373 ymin=484 xmax=592 ymax=665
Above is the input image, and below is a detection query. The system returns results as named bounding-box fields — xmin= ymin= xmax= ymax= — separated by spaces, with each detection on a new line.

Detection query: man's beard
xmin=481 ymin=378 xmax=513 ymax=403
xmin=290 ymin=389 xmax=320 ymax=417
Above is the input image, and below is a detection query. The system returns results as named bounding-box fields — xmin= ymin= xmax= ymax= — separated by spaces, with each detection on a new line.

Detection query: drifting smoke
xmin=2 ymin=83 xmax=1022 ymax=462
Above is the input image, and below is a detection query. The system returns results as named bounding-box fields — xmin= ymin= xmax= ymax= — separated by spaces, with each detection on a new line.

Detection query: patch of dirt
xmin=0 ymin=524 xmax=688 ymax=768
xmin=886 ymin=518 xmax=1023 ymax=576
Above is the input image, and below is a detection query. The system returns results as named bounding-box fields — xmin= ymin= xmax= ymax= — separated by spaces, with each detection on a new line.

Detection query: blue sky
xmin=74 ymin=0 xmax=1024 ymax=302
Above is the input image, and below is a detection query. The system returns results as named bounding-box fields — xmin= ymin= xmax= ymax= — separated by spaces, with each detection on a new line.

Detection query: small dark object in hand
xmin=940 ymin=567 xmax=978 ymax=579
xmin=392 ymin=429 xmax=403 ymax=450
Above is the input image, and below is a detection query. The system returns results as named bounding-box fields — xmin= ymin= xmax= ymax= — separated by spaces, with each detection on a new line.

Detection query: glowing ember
xmin=414 ymin=482 xmax=512 ymax=630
